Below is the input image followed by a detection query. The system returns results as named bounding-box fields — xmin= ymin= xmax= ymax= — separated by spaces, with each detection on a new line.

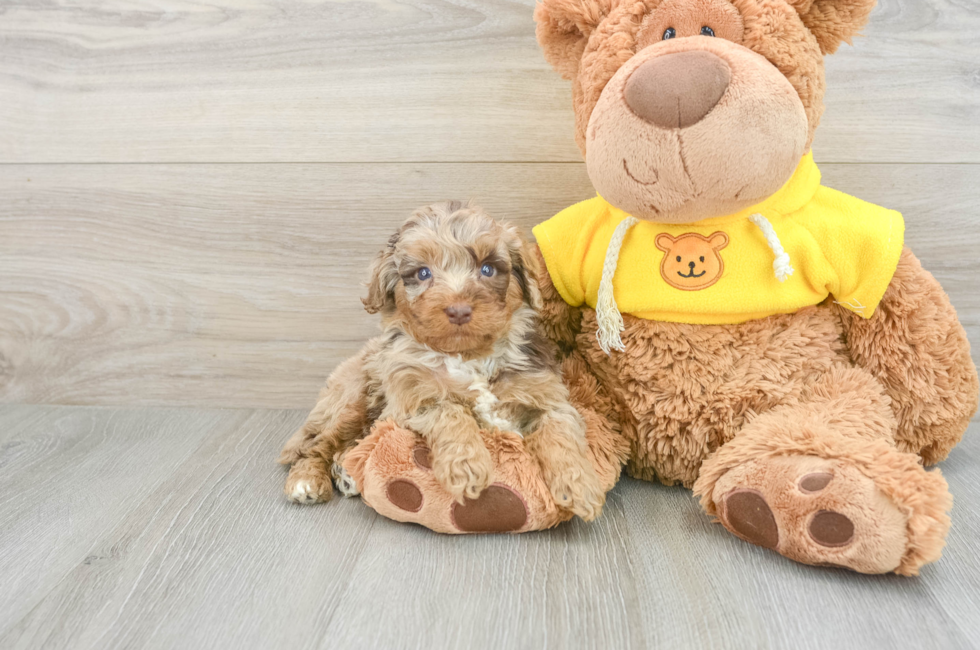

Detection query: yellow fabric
xmin=532 ymin=153 xmax=905 ymax=325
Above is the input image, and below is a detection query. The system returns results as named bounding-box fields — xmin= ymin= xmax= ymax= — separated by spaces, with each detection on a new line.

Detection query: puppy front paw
xmin=432 ymin=443 xmax=494 ymax=503
xmin=543 ymin=454 xmax=606 ymax=522
xmin=284 ymin=457 xmax=333 ymax=504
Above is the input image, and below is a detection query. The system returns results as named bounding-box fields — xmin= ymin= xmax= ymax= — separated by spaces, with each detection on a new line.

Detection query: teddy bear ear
xmin=788 ymin=0 xmax=878 ymax=55
xmin=534 ymin=0 xmax=614 ymax=80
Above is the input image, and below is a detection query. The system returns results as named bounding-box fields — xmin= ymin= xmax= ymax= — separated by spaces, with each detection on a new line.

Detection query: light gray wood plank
xmin=0 ymin=408 xmax=372 ymax=650
xmin=1 ymin=408 xmax=976 ymax=650
xmin=0 ymin=405 xmax=254 ymax=639
xmin=1 ymin=162 xmax=977 ymax=408
xmin=921 ymin=422 xmax=980 ymax=643
xmin=0 ymin=0 xmax=978 ymax=164
xmin=614 ymin=421 xmax=980 ymax=650
xmin=320 ymin=492 xmax=647 ymax=650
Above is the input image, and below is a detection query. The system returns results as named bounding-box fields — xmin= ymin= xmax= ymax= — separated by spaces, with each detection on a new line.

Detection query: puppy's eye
xmin=663 ymin=27 xmax=676 ymax=40
xmin=676 ymin=256 xmax=682 ymax=262
xmin=416 ymin=267 xmax=432 ymax=281
xmin=700 ymin=26 xmax=715 ymax=37
xmin=480 ymin=263 xmax=495 ymax=277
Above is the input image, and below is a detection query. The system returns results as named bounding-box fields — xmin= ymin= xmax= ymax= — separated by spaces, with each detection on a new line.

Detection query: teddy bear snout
xmin=624 ymin=50 xmax=731 ymax=129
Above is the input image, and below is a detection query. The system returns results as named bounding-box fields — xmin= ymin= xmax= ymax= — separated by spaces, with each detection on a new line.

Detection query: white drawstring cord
xmin=595 ymin=216 xmax=639 ymax=354
xmin=595 ymin=213 xmax=791 ymax=355
xmin=749 ymin=213 xmax=794 ymax=282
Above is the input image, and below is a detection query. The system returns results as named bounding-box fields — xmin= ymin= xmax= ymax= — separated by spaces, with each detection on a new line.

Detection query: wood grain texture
xmin=0 ymin=405 xmax=977 ymax=649
xmin=1 ymin=162 xmax=977 ymax=408
xmin=0 ymin=0 xmax=978 ymax=164
xmin=0 ymin=406 xmax=254 ymax=638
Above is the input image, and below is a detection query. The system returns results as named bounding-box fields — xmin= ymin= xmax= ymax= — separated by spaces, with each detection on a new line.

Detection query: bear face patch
xmin=655 ymin=231 xmax=729 ymax=290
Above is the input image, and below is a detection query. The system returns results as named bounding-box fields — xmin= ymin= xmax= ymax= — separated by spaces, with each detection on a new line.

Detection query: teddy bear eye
xmin=480 ymin=263 xmax=495 ymax=277
xmin=417 ymin=267 xmax=432 ymax=281
xmin=663 ymin=27 xmax=676 ymax=40
xmin=676 ymin=255 xmax=682 ymax=262
xmin=700 ymin=256 xmax=705 ymax=262
xmin=700 ymin=26 xmax=715 ymax=37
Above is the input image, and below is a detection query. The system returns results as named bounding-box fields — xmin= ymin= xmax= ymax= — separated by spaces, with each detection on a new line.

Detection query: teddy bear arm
xmin=837 ymin=247 xmax=979 ymax=464
xmin=532 ymin=244 xmax=583 ymax=352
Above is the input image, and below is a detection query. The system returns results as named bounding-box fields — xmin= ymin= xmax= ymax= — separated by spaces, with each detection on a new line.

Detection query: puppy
xmin=278 ymin=201 xmax=605 ymax=520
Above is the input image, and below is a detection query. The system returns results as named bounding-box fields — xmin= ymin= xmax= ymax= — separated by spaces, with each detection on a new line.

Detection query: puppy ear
xmin=788 ymin=0 xmax=877 ymax=55
xmin=507 ymin=227 xmax=544 ymax=311
xmin=362 ymin=232 xmax=400 ymax=314
xmin=534 ymin=0 xmax=612 ymax=80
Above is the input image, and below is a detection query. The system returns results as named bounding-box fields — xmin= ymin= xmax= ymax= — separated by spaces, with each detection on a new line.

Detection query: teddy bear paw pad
xmin=451 ymin=484 xmax=528 ymax=533
xmin=721 ymin=489 xmax=778 ymax=549
xmin=386 ymin=479 xmax=424 ymax=513
xmin=713 ymin=456 xmax=908 ymax=574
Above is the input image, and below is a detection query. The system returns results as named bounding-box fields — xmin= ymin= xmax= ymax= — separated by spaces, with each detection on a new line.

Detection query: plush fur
xmin=531 ymin=0 xmax=978 ymax=574
xmin=279 ymin=202 xmax=605 ymax=522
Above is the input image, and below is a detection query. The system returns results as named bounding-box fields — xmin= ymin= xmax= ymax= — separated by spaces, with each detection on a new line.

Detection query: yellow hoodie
xmin=533 ymin=153 xmax=904 ymax=330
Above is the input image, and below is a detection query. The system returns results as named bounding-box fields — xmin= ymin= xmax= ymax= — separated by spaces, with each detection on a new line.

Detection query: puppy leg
xmin=279 ymin=350 xmax=371 ymax=466
xmin=285 ymin=456 xmax=334 ymax=504
xmin=331 ymin=448 xmax=360 ymax=497
xmin=527 ymin=406 xmax=605 ymax=521
xmin=407 ymin=404 xmax=494 ymax=503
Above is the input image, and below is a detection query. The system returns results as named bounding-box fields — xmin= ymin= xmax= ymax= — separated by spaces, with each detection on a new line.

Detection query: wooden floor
xmin=0 ymin=405 xmax=977 ymax=650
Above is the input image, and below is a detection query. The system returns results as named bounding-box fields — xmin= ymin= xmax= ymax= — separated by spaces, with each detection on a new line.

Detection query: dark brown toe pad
xmin=386 ymin=479 xmax=423 ymax=513
xmin=451 ymin=484 xmax=528 ymax=533
xmin=798 ymin=472 xmax=833 ymax=494
xmin=722 ymin=489 xmax=779 ymax=549
xmin=809 ymin=510 xmax=855 ymax=547
xmin=412 ymin=446 xmax=432 ymax=470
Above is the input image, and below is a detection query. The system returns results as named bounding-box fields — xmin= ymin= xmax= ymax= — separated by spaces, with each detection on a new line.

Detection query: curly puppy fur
xmin=279 ymin=201 xmax=605 ymax=521
xmin=532 ymin=0 xmax=978 ymax=573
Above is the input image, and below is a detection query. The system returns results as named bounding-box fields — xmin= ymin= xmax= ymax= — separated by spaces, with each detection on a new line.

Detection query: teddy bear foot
xmin=339 ymin=420 xmax=603 ymax=533
xmin=705 ymin=450 xmax=951 ymax=575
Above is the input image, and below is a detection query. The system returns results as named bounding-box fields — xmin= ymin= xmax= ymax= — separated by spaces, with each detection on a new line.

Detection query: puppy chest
xmin=442 ymin=357 xmax=526 ymax=435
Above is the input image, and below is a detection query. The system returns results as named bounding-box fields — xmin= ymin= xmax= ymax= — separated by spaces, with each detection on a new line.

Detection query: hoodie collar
xmin=599 ymin=152 xmax=821 ymax=225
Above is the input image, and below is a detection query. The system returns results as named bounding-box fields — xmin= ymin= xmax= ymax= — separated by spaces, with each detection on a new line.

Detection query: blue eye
xmin=663 ymin=27 xmax=676 ymax=40
xmin=480 ymin=263 xmax=495 ymax=277
xmin=416 ymin=267 xmax=431 ymax=281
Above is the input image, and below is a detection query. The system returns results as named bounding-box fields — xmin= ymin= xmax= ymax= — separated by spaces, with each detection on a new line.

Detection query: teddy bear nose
xmin=689 ymin=261 xmax=696 ymax=269
xmin=624 ymin=51 xmax=731 ymax=129
xmin=444 ymin=304 xmax=472 ymax=325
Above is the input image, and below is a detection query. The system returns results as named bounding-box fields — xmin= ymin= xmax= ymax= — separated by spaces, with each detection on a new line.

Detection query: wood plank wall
xmin=1 ymin=0 xmax=978 ymax=408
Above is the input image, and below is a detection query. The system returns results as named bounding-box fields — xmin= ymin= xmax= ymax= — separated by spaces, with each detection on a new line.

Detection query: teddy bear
xmin=524 ymin=0 xmax=978 ymax=574
xmin=336 ymin=0 xmax=977 ymax=575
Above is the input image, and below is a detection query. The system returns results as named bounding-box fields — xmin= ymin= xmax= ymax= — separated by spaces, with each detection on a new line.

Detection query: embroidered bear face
xmin=655 ymin=231 xmax=729 ymax=290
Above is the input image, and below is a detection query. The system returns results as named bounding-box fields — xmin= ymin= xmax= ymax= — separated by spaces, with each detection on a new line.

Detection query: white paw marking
xmin=332 ymin=463 xmax=360 ymax=497
xmin=290 ymin=480 xmax=319 ymax=504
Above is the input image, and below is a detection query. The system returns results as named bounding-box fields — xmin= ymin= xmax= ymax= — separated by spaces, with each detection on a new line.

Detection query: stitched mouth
xmin=677 ymin=269 xmax=706 ymax=278
xmin=623 ymin=159 xmax=658 ymax=186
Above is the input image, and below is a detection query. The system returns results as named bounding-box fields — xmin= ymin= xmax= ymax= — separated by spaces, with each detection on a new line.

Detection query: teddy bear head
xmin=535 ymin=0 xmax=876 ymax=223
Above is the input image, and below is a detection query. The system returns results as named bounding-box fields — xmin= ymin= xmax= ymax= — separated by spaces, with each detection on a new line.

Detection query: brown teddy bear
xmin=527 ymin=0 xmax=978 ymax=575
xmin=332 ymin=0 xmax=977 ymax=576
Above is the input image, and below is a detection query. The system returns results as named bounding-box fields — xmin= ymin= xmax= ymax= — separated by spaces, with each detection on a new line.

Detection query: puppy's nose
xmin=444 ymin=304 xmax=472 ymax=325
xmin=624 ymin=51 xmax=731 ymax=129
